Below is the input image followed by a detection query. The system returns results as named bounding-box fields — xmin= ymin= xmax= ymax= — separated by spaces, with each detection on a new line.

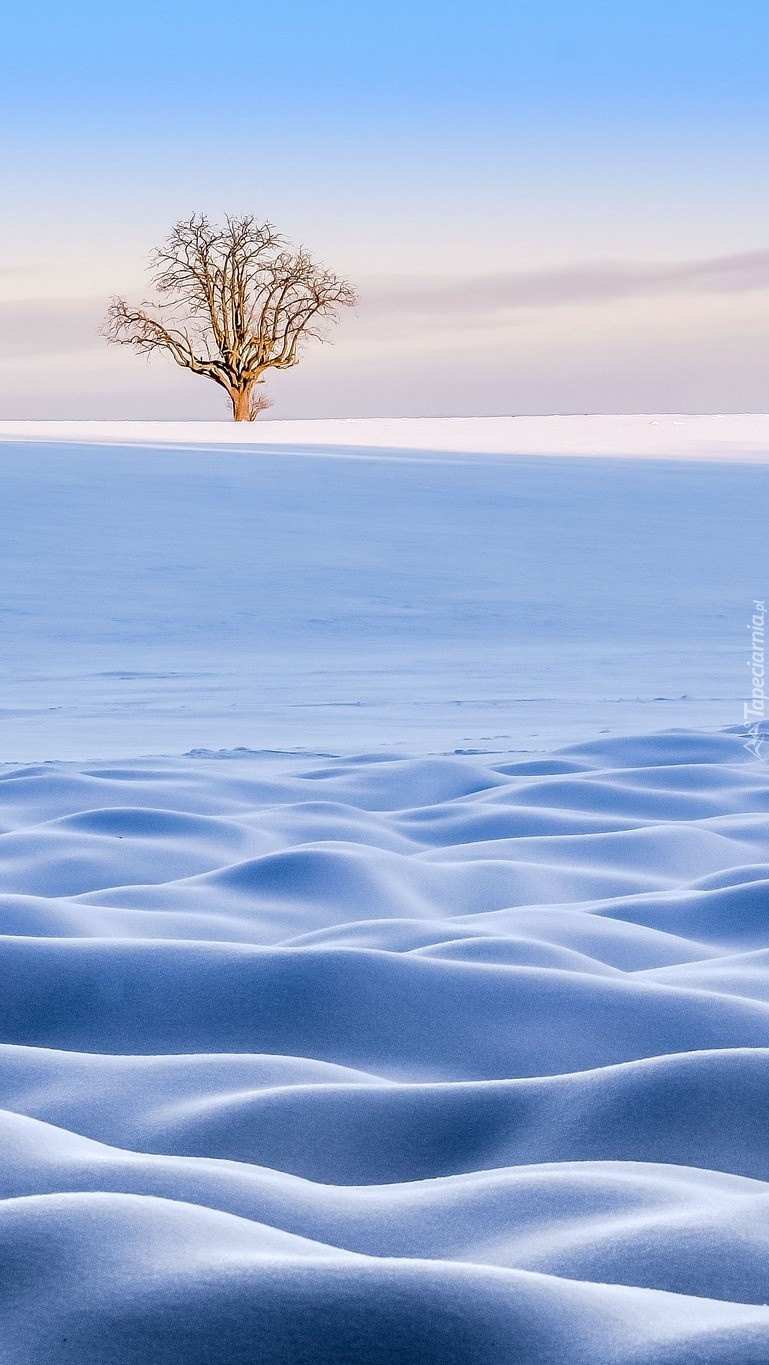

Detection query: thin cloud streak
xmin=360 ymin=248 xmax=769 ymax=323
xmin=2 ymin=247 xmax=769 ymax=367
xmin=0 ymin=298 xmax=104 ymax=359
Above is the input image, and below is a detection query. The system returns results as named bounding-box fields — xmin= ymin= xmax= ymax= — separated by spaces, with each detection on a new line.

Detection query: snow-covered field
xmin=1 ymin=418 xmax=767 ymax=758
xmin=1 ymin=420 xmax=768 ymax=1361
xmin=4 ymin=413 xmax=769 ymax=460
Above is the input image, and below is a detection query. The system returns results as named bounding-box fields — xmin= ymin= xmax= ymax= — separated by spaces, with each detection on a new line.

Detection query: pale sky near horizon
xmin=2 ymin=0 xmax=769 ymax=419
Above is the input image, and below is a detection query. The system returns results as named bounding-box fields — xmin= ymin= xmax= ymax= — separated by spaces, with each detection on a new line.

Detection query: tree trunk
xmin=231 ymin=387 xmax=253 ymax=421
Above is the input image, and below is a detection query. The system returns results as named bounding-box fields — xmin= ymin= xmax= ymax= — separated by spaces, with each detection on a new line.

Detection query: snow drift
xmin=2 ymin=730 xmax=769 ymax=1361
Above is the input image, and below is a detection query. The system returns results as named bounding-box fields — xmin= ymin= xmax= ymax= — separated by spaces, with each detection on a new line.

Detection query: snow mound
xmin=1 ymin=730 xmax=769 ymax=1359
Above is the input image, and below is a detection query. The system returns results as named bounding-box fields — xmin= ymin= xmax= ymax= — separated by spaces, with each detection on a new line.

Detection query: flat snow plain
xmin=1 ymin=417 xmax=769 ymax=1362
xmin=1 ymin=414 xmax=768 ymax=757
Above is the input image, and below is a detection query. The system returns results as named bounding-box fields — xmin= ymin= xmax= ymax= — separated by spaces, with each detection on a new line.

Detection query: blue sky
xmin=2 ymin=1 xmax=769 ymax=417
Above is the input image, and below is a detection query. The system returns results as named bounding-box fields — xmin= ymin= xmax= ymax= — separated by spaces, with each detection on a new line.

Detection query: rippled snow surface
xmin=2 ymin=728 xmax=769 ymax=1361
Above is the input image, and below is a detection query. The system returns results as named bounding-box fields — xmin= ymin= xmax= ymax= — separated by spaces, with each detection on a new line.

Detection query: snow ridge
xmin=2 ymin=729 xmax=769 ymax=1361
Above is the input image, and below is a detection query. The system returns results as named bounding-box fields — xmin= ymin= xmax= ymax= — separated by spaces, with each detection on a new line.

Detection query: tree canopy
xmin=104 ymin=214 xmax=356 ymax=419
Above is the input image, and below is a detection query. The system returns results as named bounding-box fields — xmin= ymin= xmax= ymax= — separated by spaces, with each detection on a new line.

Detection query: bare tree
xmin=104 ymin=215 xmax=356 ymax=420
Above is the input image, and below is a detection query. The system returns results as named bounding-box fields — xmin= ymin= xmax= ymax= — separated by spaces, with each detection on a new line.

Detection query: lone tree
xmin=104 ymin=214 xmax=356 ymax=420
